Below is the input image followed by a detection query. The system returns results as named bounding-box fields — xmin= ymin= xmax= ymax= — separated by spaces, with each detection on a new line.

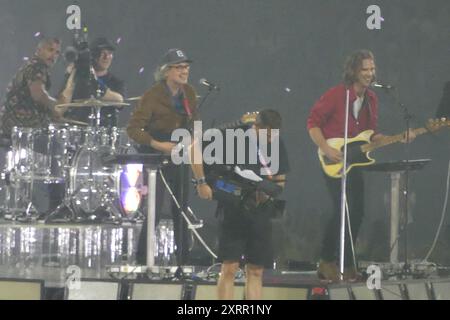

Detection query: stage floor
xmin=0 ymin=219 xmax=449 ymax=300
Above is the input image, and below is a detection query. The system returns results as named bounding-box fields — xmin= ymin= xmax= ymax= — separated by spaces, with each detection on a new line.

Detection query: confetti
xmin=23 ymin=56 xmax=29 ymax=61
xmin=138 ymin=67 xmax=145 ymax=74
xmin=285 ymin=87 xmax=291 ymax=92
xmin=116 ymin=37 xmax=122 ymax=44
xmin=34 ymin=32 xmax=41 ymax=37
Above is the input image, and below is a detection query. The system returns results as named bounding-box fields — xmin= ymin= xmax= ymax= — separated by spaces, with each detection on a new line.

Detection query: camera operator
xmin=58 ymin=37 xmax=125 ymax=127
xmin=190 ymin=109 xmax=290 ymax=300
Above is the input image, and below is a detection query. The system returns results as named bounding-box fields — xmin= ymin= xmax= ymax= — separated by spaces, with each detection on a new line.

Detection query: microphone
xmin=371 ymin=82 xmax=394 ymax=90
xmin=199 ymin=78 xmax=220 ymax=91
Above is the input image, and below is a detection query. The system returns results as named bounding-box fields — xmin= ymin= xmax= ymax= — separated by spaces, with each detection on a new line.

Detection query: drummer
xmin=58 ymin=37 xmax=125 ymax=127
xmin=0 ymin=37 xmax=73 ymax=142
xmin=0 ymin=37 xmax=75 ymax=218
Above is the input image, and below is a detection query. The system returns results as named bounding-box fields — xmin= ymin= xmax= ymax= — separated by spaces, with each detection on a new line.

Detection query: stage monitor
xmin=380 ymin=284 xmax=403 ymax=300
xmin=0 ymin=279 xmax=44 ymax=300
xmin=65 ymin=279 xmax=121 ymax=300
xmin=431 ymin=281 xmax=450 ymax=300
xmin=405 ymin=282 xmax=430 ymax=300
xmin=349 ymin=285 xmax=378 ymax=300
xmin=328 ymin=286 xmax=351 ymax=300
xmin=130 ymin=282 xmax=185 ymax=300
xmin=261 ymin=285 xmax=309 ymax=300
xmin=193 ymin=283 xmax=245 ymax=300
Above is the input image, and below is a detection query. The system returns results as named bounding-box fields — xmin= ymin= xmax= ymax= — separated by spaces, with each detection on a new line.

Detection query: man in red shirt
xmin=308 ymin=50 xmax=415 ymax=282
xmin=308 ymin=50 xmax=385 ymax=282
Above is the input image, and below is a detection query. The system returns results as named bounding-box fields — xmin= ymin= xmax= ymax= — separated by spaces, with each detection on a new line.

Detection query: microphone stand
xmin=389 ymin=87 xmax=414 ymax=278
xmin=196 ymin=87 xmax=214 ymax=112
xmin=338 ymin=89 xmax=351 ymax=281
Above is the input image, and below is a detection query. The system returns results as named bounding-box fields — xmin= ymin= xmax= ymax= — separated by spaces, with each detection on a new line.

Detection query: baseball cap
xmin=160 ymin=48 xmax=192 ymax=66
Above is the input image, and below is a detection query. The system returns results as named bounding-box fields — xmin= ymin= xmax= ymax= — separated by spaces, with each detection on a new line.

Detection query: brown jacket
xmin=127 ymin=81 xmax=198 ymax=146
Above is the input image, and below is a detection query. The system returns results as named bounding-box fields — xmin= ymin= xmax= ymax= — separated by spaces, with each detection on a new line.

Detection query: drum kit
xmin=0 ymin=98 xmax=145 ymax=224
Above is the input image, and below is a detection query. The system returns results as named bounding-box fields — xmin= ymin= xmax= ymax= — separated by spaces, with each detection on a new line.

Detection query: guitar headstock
xmin=241 ymin=111 xmax=259 ymax=124
xmin=426 ymin=118 xmax=450 ymax=132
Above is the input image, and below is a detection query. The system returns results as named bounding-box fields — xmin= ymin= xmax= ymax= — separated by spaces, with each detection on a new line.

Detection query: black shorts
xmin=217 ymin=203 xmax=274 ymax=269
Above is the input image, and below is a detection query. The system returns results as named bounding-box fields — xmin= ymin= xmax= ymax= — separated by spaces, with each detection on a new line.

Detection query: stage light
xmin=122 ymin=187 xmax=141 ymax=213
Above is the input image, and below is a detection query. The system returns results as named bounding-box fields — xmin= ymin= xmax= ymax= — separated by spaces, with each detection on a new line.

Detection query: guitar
xmin=215 ymin=112 xmax=259 ymax=130
xmin=319 ymin=118 xmax=450 ymax=178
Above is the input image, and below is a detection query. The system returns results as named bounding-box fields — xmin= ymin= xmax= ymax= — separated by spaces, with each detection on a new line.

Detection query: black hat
xmin=90 ymin=37 xmax=116 ymax=53
xmin=160 ymin=48 xmax=192 ymax=66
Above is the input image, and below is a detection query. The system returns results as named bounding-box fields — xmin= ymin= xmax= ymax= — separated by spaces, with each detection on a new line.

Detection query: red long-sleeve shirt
xmin=307 ymin=84 xmax=378 ymax=140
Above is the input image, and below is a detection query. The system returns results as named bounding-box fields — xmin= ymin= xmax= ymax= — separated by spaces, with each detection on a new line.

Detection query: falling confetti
xmin=34 ymin=32 xmax=41 ymax=37
xmin=285 ymin=87 xmax=291 ymax=93
xmin=380 ymin=17 xmax=385 ymax=21
xmin=23 ymin=56 xmax=29 ymax=61
xmin=138 ymin=67 xmax=145 ymax=74
xmin=116 ymin=37 xmax=122 ymax=44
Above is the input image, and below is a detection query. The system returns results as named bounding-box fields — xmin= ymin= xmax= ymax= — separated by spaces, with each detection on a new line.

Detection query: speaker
xmin=130 ymin=282 xmax=185 ymax=300
xmin=65 ymin=279 xmax=121 ymax=300
xmin=261 ymin=285 xmax=309 ymax=300
xmin=431 ymin=281 xmax=450 ymax=300
xmin=404 ymin=282 xmax=430 ymax=300
xmin=0 ymin=279 xmax=44 ymax=300
xmin=193 ymin=283 xmax=245 ymax=300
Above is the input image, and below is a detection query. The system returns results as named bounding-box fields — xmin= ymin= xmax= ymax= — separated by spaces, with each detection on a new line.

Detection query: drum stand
xmin=6 ymin=144 xmax=41 ymax=222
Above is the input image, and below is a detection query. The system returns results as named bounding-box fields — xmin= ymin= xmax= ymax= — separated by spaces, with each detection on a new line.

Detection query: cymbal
xmin=56 ymin=97 xmax=130 ymax=108
xmin=126 ymin=95 xmax=201 ymax=101
xmin=55 ymin=118 xmax=89 ymax=126
xmin=126 ymin=96 xmax=142 ymax=101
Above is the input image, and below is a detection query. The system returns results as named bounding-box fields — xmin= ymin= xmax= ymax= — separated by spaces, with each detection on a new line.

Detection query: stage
xmin=0 ymin=220 xmax=449 ymax=300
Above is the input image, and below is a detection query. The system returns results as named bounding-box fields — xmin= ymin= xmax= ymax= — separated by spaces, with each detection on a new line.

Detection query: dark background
xmin=1 ymin=0 xmax=450 ymax=268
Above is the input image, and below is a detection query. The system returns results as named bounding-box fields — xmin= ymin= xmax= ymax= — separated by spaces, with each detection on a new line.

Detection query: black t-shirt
xmin=64 ymin=72 xmax=125 ymax=127
xmin=203 ymin=127 xmax=290 ymax=184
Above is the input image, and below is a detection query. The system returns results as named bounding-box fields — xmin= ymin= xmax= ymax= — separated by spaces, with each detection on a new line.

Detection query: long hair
xmin=342 ymin=49 xmax=375 ymax=85
xmin=153 ymin=64 xmax=170 ymax=82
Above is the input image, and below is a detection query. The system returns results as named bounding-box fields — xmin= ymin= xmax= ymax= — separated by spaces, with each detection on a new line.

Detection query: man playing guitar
xmin=307 ymin=49 xmax=415 ymax=282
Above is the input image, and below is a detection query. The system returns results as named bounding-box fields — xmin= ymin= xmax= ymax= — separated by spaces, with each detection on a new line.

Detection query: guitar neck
xmin=361 ymin=127 xmax=428 ymax=153
xmin=216 ymin=120 xmax=245 ymax=130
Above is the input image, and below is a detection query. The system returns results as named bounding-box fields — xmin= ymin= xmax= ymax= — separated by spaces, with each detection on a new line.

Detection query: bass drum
xmin=69 ymin=146 xmax=144 ymax=219
xmin=69 ymin=146 xmax=113 ymax=216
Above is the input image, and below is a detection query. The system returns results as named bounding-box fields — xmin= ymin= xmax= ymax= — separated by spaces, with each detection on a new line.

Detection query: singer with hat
xmin=127 ymin=48 xmax=212 ymax=266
